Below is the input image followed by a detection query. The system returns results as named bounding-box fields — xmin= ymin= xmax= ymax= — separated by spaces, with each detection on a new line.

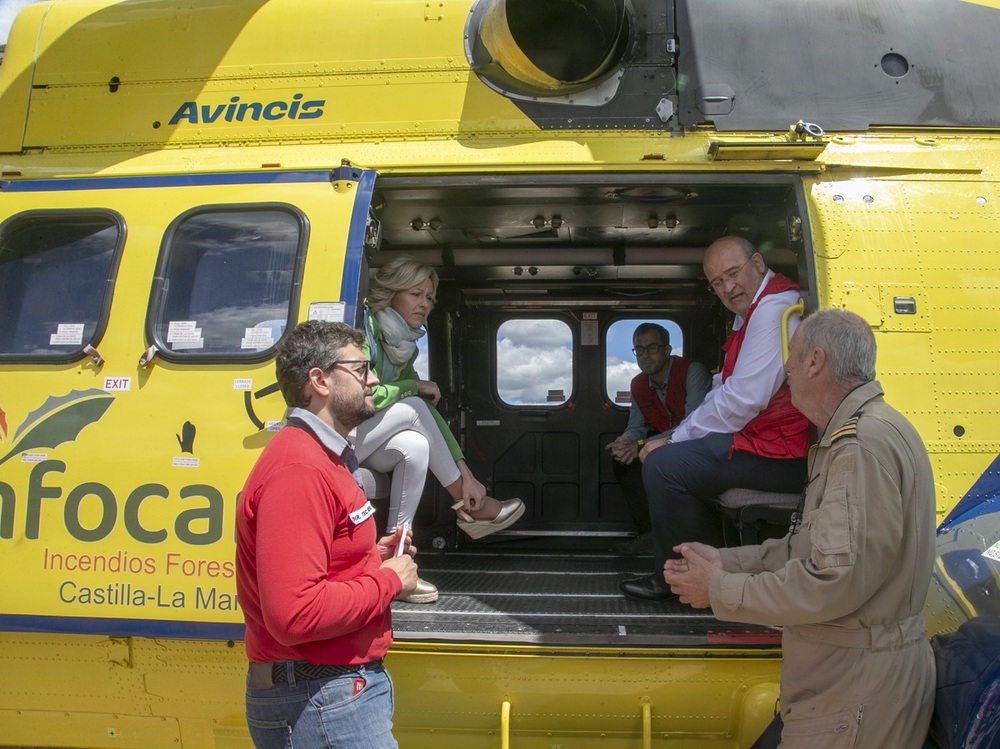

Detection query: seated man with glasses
xmin=620 ymin=236 xmax=810 ymax=601
xmin=606 ymin=323 xmax=711 ymax=554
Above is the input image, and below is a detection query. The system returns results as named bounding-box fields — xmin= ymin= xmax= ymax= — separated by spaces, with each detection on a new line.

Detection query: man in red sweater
xmin=236 ymin=320 xmax=418 ymax=749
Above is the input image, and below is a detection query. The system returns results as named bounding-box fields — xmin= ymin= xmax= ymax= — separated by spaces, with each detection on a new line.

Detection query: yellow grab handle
xmin=641 ymin=697 xmax=652 ymax=749
xmin=781 ymin=299 xmax=806 ymax=362
xmin=500 ymin=698 xmax=511 ymax=749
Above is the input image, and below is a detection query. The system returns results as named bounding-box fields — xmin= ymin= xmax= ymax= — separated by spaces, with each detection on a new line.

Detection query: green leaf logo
xmin=0 ymin=389 xmax=115 ymax=466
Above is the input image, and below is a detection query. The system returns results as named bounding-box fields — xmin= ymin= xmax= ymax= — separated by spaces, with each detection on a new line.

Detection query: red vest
xmin=722 ymin=273 xmax=809 ymax=459
xmin=630 ymin=357 xmax=692 ymax=432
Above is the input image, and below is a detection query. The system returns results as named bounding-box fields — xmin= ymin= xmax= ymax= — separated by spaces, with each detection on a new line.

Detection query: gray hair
xmin=729 ymin=236 xmax=758 ymax=261
xmin=709 ymin=235 xmax=758 ymax=262
xmin=367 ymin=255 xmax=439 ymax=313
xmin=276 ymin=321 xmax=364 ymax=408
xmin=797 ymin=308 xmax=876 ymax=387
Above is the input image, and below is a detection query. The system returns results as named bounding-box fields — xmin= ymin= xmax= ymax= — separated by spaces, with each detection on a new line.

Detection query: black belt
xmin=272 ymin=658 xmax=384 ymax=683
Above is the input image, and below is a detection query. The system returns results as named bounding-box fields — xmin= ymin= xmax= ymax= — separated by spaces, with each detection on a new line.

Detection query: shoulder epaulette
xmin=829 ymin=408 xmax=864 ymax=443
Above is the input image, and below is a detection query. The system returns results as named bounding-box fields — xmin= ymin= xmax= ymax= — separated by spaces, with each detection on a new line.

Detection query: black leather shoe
xmin=619 ymin=573 xmax=677 ymax=601
xmin=613 ymin=532 xmax=654 ymax=556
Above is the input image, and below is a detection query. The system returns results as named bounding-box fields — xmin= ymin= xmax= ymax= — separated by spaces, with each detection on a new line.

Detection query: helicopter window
xmin=605 ymin=318 xmax=686 ymax=405
xmin=496 ymin=318 xmax=573 ymax=406
xmin=0 ymin=211 xmax=123 ymax=362
xmin=149 ymin=206 xmax=306 ymax=361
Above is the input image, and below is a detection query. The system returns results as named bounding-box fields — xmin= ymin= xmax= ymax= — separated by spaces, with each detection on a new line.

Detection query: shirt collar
xmin=732 ymin=268 xmax=776 ymax=331
xmin=818 ymin=380 xmax=884 ymax=445
xmin=646 ymin=357 xmax=674 ymax=392
xmin=285 ymin=407 xmax=353 ymax=457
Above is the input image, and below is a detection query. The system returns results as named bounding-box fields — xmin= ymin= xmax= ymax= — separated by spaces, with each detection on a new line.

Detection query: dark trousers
xmin=642 ymin=432 xmax=807 ymax=572
xmin=611 ymin=459 xmax=652 ymax=534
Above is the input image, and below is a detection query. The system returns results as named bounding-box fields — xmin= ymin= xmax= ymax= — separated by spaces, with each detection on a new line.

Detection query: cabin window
xmin=149 ymin=206 xmax=306 ymax=360
xmin=0 ymin=211 xmax=123 ymax=361
xmin=606 ymin=318 xmax=685 ymax=405
xmin=496 ymin=318 xmax=573 ymax=406
xmin=415 ymin=337 xmax=428 ymax=380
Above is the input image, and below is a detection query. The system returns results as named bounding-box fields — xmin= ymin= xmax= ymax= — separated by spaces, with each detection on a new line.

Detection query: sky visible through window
xmin=413 ymin=317 xmax=684 ymax=406
xmin=496 ymin=319 xmax=574 ymax=405
xmin=606 ymin=318 xmax=684 ymax=404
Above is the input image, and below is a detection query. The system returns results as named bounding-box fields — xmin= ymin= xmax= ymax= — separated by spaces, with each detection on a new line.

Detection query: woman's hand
xmin=416 ymin=379 xmax=441 ymax=406
xmin=458 ymin=466 xmax=487 ymax=513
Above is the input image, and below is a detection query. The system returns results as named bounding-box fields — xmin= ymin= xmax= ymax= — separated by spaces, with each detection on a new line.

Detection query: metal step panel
xmin=392 ymin=551 xmax=781 ymax=647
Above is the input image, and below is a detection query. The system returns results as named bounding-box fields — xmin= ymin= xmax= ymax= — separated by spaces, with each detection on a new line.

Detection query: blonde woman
xmin=353 ymin=256 xmax=524 ymax=603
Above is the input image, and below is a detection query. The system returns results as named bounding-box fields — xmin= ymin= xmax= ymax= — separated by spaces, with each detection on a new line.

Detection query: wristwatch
xmin=636 ymin=439 xmax=646 ymax=448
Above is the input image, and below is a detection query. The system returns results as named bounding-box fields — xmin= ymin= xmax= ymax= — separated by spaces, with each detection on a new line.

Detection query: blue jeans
xmin=245 ymin=663 xmax=397 ymax=749
xmin=643 ymin=432 xmax=807 ymax=572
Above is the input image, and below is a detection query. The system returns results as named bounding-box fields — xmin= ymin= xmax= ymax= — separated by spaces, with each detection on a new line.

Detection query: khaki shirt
xmin=709 ymin=381 xmax=936 ymax=748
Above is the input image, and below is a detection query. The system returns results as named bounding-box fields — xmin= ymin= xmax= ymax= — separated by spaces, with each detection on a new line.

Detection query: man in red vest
xmin=606 ymin=323 xmax=711 ymax=554
xmin=620 ymin=237 xmax=809 ymax=600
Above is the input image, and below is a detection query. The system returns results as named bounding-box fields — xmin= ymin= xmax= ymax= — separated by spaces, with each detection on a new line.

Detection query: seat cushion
xmin=357 ymin=467 xmax=391 ymax=501
xmin=717 ymin=487 xmax=800 ymax=509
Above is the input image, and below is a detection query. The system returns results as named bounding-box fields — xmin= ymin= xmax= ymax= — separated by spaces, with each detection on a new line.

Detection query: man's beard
xmin=332 ymin=391 xmax=376 ymax=431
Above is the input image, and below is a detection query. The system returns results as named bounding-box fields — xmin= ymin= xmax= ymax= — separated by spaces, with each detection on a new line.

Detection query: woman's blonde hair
xmin=367 ymin=255 xmax=439 ymax=312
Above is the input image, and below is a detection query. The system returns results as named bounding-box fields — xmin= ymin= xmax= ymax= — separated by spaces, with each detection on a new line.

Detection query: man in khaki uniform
xmin=664 ymin=309 xmax=936 ymax=748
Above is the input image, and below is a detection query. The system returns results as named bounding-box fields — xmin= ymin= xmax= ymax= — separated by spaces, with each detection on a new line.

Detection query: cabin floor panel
xmin=390 ymin=551 xmax=780 ymax=647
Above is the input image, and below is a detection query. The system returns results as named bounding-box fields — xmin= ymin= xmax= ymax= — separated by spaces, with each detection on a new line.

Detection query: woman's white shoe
xmin=454 ymin=498 xmax=525 ymax=540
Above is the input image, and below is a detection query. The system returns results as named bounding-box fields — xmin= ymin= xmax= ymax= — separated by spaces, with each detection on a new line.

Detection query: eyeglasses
xmin=707 ymin=255 xmax=756 ymax=294
xmin=631 ymin=344 xmax=665 ymax=356
xmin=330 ymin=359 xmax=371 ymax=381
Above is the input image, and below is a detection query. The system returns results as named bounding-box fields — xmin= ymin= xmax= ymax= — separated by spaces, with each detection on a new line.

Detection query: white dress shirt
xmin=670 ymin=270 xmax=801 ymax=443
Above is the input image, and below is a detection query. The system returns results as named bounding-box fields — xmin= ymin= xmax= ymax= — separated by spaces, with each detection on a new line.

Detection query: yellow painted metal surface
xmin=479 ymin=0 xmax=562 ymax=90
xmin=0 ymin=633 xmax=246 ymax=748
xmin=805 ymin=173 xmax=1000 ymax=512
xmin=0 ymin=178 xmax=356 ymax=630
xmin=0 ymin=632 xmax=781 ymax=749
xmin=388 ymin=644 xmax=781 ymax=748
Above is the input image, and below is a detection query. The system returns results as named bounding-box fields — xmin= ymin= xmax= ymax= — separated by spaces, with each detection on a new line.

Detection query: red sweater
xmin=235 ymin=425 xmax=401 ymax=665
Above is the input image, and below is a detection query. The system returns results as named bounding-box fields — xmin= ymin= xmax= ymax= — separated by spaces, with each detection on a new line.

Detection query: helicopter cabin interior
xmin=363 ymin=173 xmax=810 ymax=644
